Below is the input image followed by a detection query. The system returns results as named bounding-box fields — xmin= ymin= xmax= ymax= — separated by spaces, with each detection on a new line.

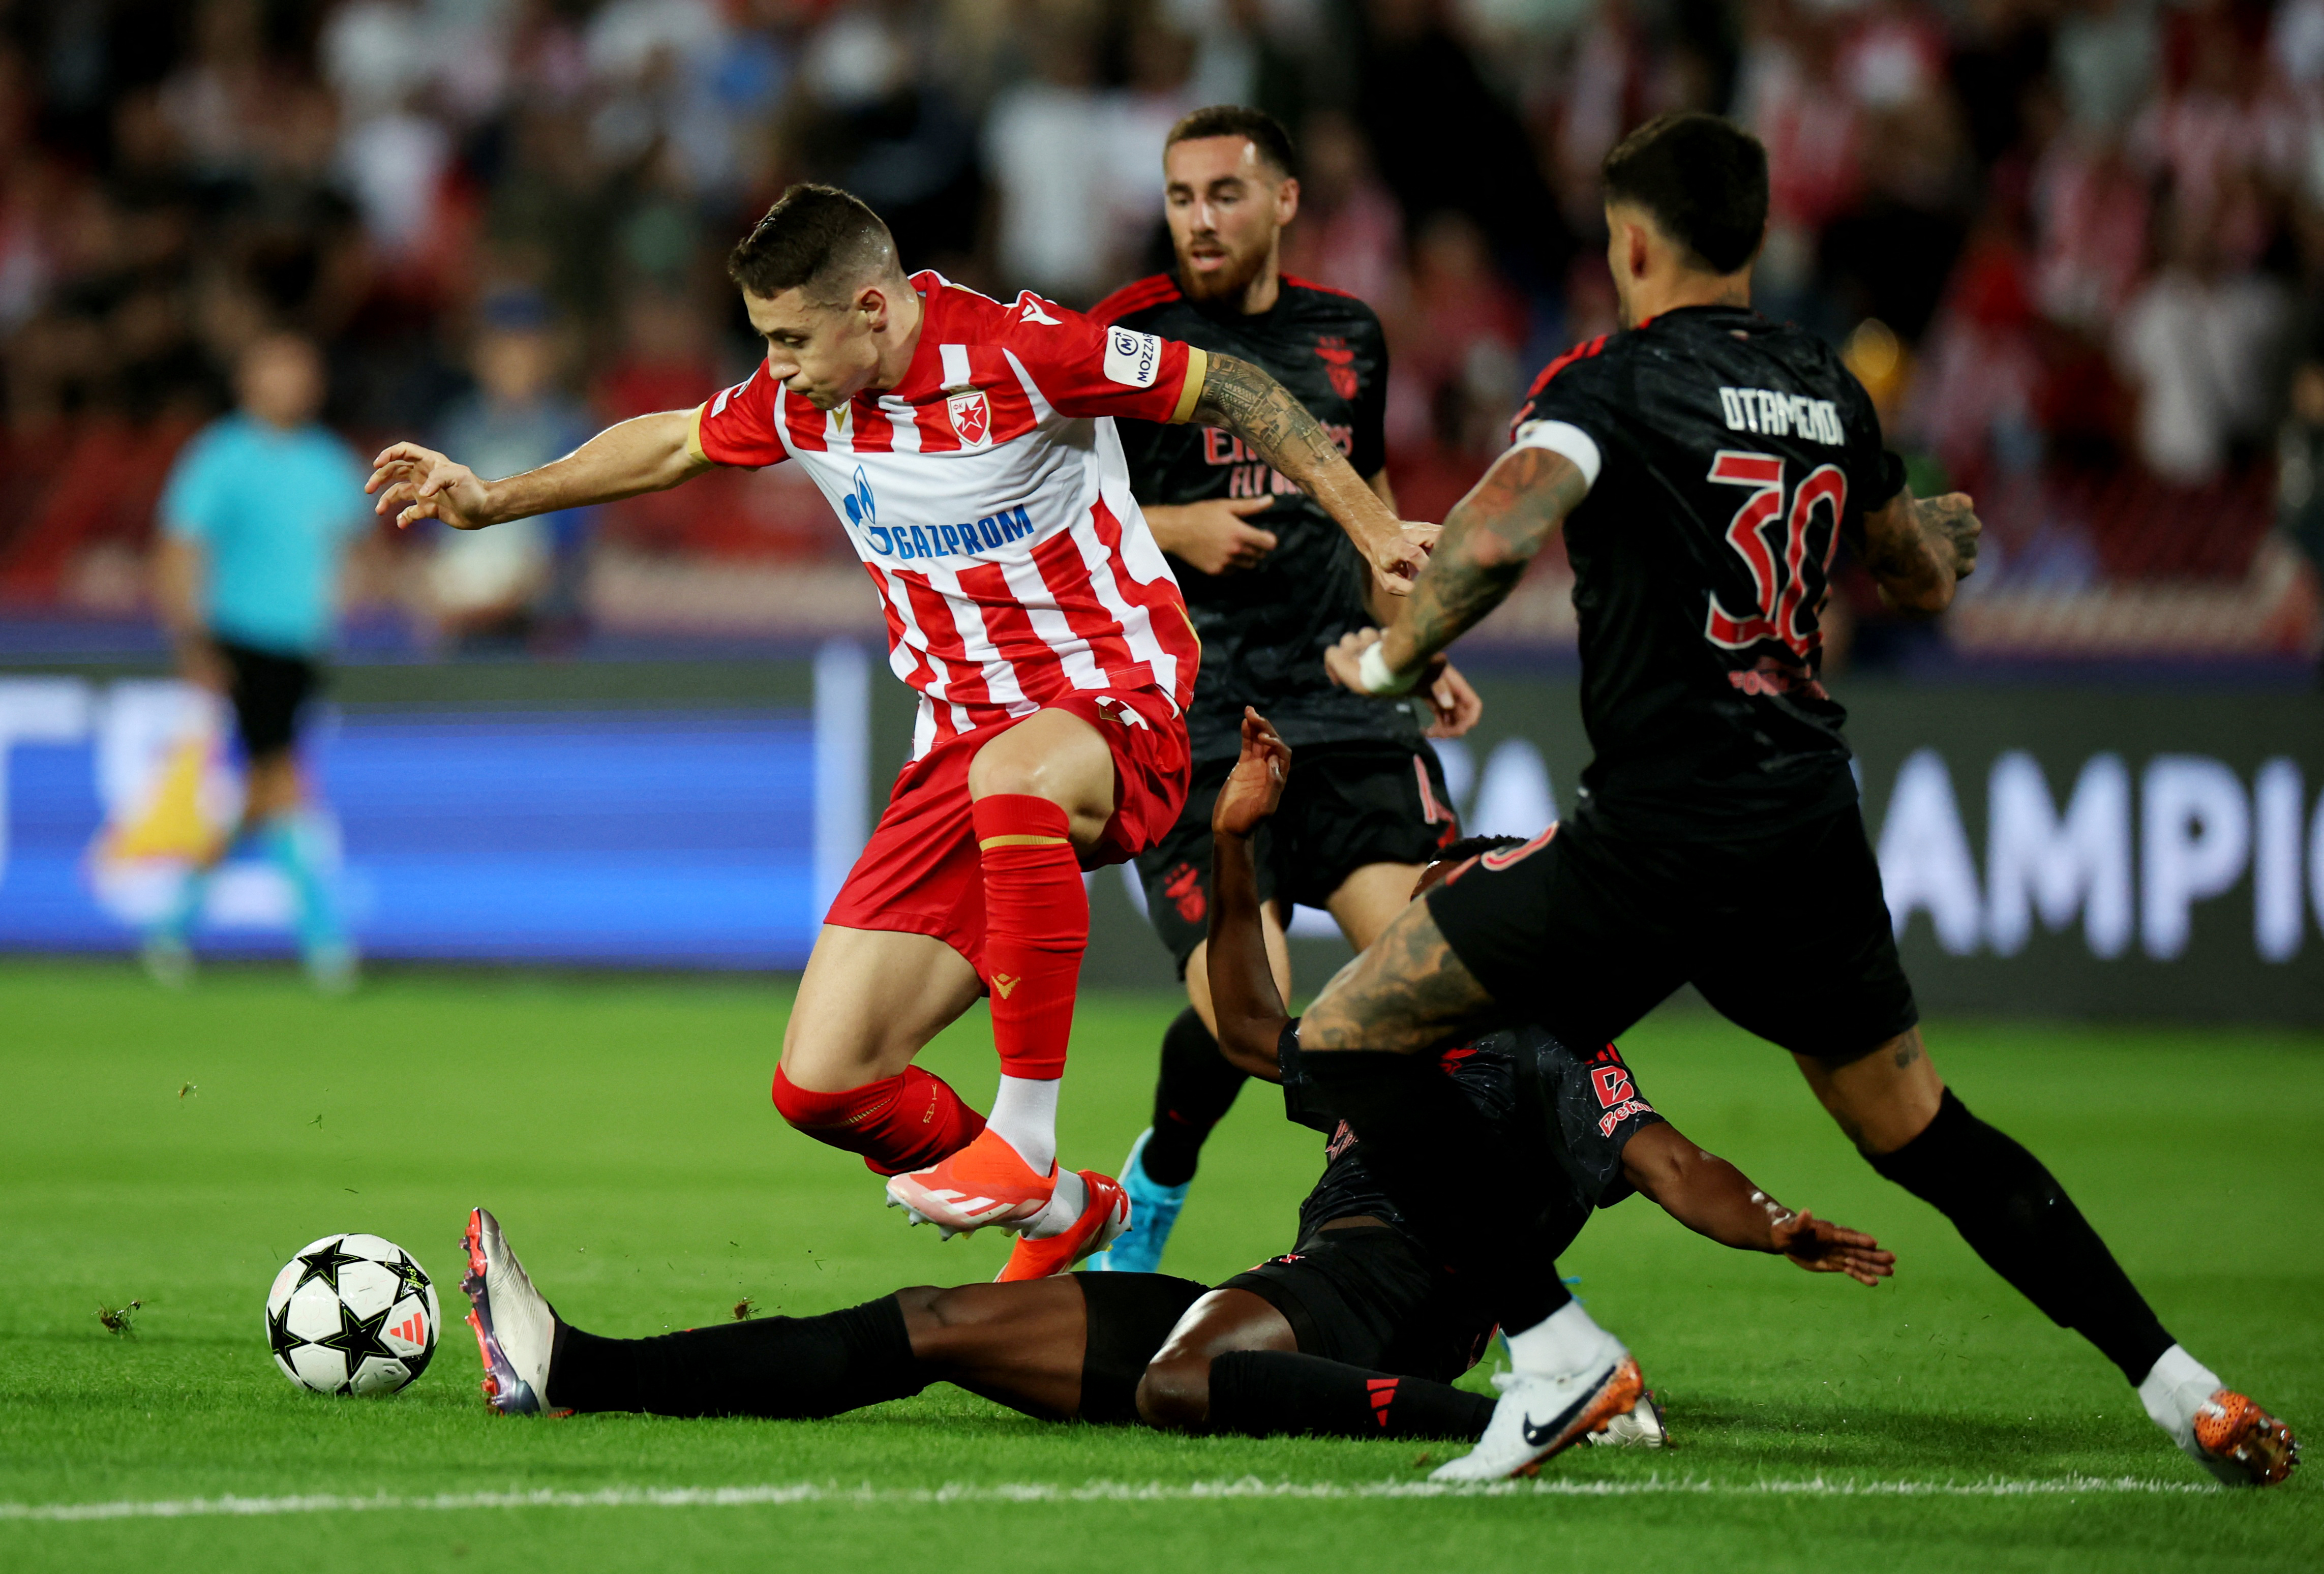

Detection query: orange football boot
xmin=884 ymin=1127 xmax=1059 ymax=1234
xmin=2192 ymin=1390 xmax=2300 ymax=1486
xmin=994 ymin=1171 xmax=1131 ymax=1282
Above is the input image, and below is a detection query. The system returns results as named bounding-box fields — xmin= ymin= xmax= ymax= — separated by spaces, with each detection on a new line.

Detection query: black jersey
xmin=1276 ymin=1021 xmax=1662 ymax=1253
xmin=1094 ymin=273 xmax=1421 ymax=765
xmin=1509 ymin=306 xmax=1908 ymax=837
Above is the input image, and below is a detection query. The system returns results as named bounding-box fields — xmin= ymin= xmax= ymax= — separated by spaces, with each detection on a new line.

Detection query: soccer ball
xmin=265 ymin=1232 xmax=439 ymax=1396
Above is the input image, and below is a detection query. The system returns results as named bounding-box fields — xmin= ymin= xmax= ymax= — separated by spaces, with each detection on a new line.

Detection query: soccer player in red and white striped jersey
xmin=368 ymin=185 xmax=1435 ymax=1276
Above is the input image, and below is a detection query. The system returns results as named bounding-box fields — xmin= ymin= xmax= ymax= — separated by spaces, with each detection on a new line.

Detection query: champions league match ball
xmin=265 ymin=1233 xmax=440 ymax=1396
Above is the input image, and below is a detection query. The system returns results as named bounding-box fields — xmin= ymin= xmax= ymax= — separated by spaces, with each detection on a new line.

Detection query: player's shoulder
xmin=1519 ymin=329 xmax=1622 ymax=407
xmin=1091 ymin=272 xmax=1186 ymax=328
xmin=1279 ymin=273 xmax=1382 ymax=324
xmin=918 ymin=270 xmax=1058 ymax=339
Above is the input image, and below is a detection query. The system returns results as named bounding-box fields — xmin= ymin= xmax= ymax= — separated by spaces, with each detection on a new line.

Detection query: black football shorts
xmin=1136 ymin=742 xmax=1461 ymax=974
xmin=1427 ymin=801 xmax=1919 ymax=1064
xmin=1071 ymin=1270 xmax=1210 ymax=1425
xmin=1219 ymin=1225 xmax=1495 ymax=1383
xmin=215 ymin=638 xmax=322 ymax=762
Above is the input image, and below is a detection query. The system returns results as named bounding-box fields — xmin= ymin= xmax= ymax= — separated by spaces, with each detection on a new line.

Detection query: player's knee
xmin=1134 ymin=1354 xmax=1211 ymax=1431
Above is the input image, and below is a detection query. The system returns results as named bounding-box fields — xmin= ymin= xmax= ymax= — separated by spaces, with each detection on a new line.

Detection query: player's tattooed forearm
xmin=1914 ymin=494 xmax=1979 ymax=576
xmin=1192 ymin=354 xmax=1349 ymax=488
xmin=1396 ymin=448 xmax=1585 ymax=663
xmin=1302 ymin=905 xmax=1498 ymax=1052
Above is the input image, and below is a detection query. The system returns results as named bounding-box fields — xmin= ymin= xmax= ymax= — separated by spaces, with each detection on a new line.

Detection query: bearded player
xmin=1085 ymin=108 xmax=1482 ymax=1274
xmin=367 ymin=185 xmax=1434 ymax=1278
xmin=1299 ymin=113 xmax=2297 ymax=1484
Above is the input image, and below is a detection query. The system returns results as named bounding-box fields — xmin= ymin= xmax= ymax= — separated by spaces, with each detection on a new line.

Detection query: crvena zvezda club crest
xmin=948 ymin=388 xmax=991 ymax=446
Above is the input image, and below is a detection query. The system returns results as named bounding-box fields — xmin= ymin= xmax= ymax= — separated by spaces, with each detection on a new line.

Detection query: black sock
xmin=1868 ymin=1087 xmax=2174 ymax=1382
xmin=1295 ymin=1051 xmax=1572 ymax=1332
xmin=1207 ymin=1350 xmax=1496 ymax=1440
xmin=549 ymin=1295 xmax=928 ymax=1418
xmin=1141 ymin=1006 xmax=1247 ymax=1187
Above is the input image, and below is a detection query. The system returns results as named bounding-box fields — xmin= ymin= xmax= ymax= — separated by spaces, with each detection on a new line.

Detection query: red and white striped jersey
xmin=691 ymin=271 xmax=1207 ymax=759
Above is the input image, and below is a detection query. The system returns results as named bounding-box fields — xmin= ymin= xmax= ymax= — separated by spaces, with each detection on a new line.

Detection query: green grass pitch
xmin=0 ymin=959 xmax=2317 ymax=1572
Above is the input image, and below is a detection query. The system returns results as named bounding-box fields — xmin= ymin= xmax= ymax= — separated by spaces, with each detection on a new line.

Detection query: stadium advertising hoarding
xmin=1078 ymin=674 xmax=2321 ymax=1022
xmin=3 ymin=652 xmax=2317 ymax=1020
xmin=0 ymin=653 xmax=864 ymax=969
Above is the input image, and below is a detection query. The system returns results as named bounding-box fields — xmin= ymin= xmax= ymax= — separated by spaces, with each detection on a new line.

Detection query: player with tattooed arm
xmin=367 ymin=185 xmax=1434 ymax=1284
xmin=1295 ymin=112 xmax=2298 ymax=1484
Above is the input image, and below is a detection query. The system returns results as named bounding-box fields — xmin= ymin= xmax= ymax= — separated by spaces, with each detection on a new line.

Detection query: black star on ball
xmin=292 ymin=1238 xmax=365 ymax=1294
xmin=313 ymin=1298 xmax=397 ymax=1384
xmin=266 ymin=1296 xmax=304 ymax=1364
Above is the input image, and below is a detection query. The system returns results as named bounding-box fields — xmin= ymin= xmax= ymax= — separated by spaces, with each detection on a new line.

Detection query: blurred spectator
xmin=2115 ymin=192 xmax=2288 ymax=486
xmin=0 ymin=0 xmax=2305 ymax=651
xmin=424 ymin=289 xmax=595 ymax=650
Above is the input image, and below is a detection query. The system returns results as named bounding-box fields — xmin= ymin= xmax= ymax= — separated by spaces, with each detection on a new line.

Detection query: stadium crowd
xmin=0 ymin=0 xmax=2316 ymax=659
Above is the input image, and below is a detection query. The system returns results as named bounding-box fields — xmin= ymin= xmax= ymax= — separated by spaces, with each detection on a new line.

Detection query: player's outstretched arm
xmin=1205 ymin=708 xmax=1294 ymax=1080
xmin=1861 ymin=488 xmax=1980 ymax=613
xmin=1322 ymin=445 xmax=1588 ymax=700
xmin=1619 ymin=1122 xmax=1895 ymax=1287
xmin=1190 ymin=354 xmax=1435 ymax=594
xmin=367 ymin=408 xmax=709 ymax=531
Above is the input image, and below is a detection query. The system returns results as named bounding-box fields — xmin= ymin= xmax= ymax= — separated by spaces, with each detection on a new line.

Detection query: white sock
xmin=2137 ymin=1344 xmax=2222 ymax=1456
xmin=985 ymin=1075 xmax=1059 ymax=1175
xmin=1023 ymin=1170 xmax=1089 ymax=1238
xmin=1504 ymin=1297 xmax=1622 ymax=1378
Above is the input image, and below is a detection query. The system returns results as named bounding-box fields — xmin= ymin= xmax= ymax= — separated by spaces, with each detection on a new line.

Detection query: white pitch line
xmin=0 ymin=1474 xmax=2220 ymax=1522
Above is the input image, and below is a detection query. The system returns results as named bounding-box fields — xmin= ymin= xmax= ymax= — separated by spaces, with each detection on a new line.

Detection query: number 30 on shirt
xmin=1702 ymin=450 xmax=1847 ymax=660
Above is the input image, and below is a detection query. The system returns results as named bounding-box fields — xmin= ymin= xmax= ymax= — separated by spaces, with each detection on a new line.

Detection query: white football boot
xmin=1431 ymin=1352 xmax=1645 ymax=1481
xmin=1582 ymin=1387 xmax=1667 ymax=1448
xmin=460 ymin=1207 xmax=560 ymax=1416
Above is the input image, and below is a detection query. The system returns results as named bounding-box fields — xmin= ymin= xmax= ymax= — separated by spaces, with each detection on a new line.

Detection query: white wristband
xmin=1356 ymin=640 xmax=1417 ymax=697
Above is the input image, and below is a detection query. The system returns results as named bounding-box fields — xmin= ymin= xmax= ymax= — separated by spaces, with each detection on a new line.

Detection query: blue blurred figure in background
xmin=422 ymin=290 xmax=597 ymax=654
xmin=146 ymin=332 xmax=372 ymax=991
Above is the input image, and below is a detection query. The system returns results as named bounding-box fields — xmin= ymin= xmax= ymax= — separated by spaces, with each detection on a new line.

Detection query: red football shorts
xmin=822 ymin=689 xmax=1191 ymax=977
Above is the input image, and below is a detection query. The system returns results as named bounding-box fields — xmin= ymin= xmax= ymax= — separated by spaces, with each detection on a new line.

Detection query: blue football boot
xmin=1084 ymin=1128 xmax=1188 ymax=1273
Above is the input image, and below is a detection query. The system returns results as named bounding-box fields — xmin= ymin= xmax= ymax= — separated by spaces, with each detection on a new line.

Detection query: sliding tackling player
xmin=1301 ymin=112 xmax=2299 ymax=1484
xmin=1087 ymin=107 xmax=1482 ymax=1274
xmin=368 ymin=185 xmax=1433 ymax=1279
xmin=457 ymin=711 xmax=1891 ymax=1438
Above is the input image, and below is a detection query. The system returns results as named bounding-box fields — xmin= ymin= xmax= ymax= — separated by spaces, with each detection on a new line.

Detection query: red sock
xmin=973 ymin=794 xmax=1086 ymax=1082
xmin=770 ymin=1065 xmax=986 ymax=1176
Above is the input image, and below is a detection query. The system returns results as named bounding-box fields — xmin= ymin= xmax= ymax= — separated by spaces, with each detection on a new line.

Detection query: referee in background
xmin=146 ymin=331 xmax=372 ymax=991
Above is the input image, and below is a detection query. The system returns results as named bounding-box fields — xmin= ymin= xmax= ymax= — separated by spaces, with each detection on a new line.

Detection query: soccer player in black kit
xmin=1300 ymin=112 xmax=2300 ymax=1484
xmin=1086 ymin=106 xmax=1483 ymax=1275
xmin=457 ymin=712 xmax=1891 ymax=1442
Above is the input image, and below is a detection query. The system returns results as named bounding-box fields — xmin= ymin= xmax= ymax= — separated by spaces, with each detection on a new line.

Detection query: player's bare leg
xmin=885 ymin=708 xmax=1120 ymax=1250
xmin=1135 ymin=1264 xmax=1503 ymax=1440
xmin=472 ymin=1207 xmax=1101 ymax=1421
xmin=1797 ymin=1029 xmax=2299 ymax=1485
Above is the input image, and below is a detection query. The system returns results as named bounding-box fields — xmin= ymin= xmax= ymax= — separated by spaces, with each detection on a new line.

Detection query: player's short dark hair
xmin=1601 ymin=113 xmax=1768 ymax=275
xmin=1433 ymin=834 xmax=1528 ymax=866
xmin=727 ymin=184 xmax=901 ymax=305
xmin=1165 ymin=105 xmax=1295 ymax=178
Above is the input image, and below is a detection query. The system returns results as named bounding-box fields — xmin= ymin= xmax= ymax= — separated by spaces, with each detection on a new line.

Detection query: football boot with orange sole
xmin=994 ymin=1171 xmax=1131 ymax=1281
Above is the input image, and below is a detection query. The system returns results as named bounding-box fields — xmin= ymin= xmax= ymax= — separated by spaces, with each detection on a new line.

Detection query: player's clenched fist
xmin=367 ymin=442 xmax=496 ymax=531
xmin=1367 ymin=520 xmax=1437 ymax=596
